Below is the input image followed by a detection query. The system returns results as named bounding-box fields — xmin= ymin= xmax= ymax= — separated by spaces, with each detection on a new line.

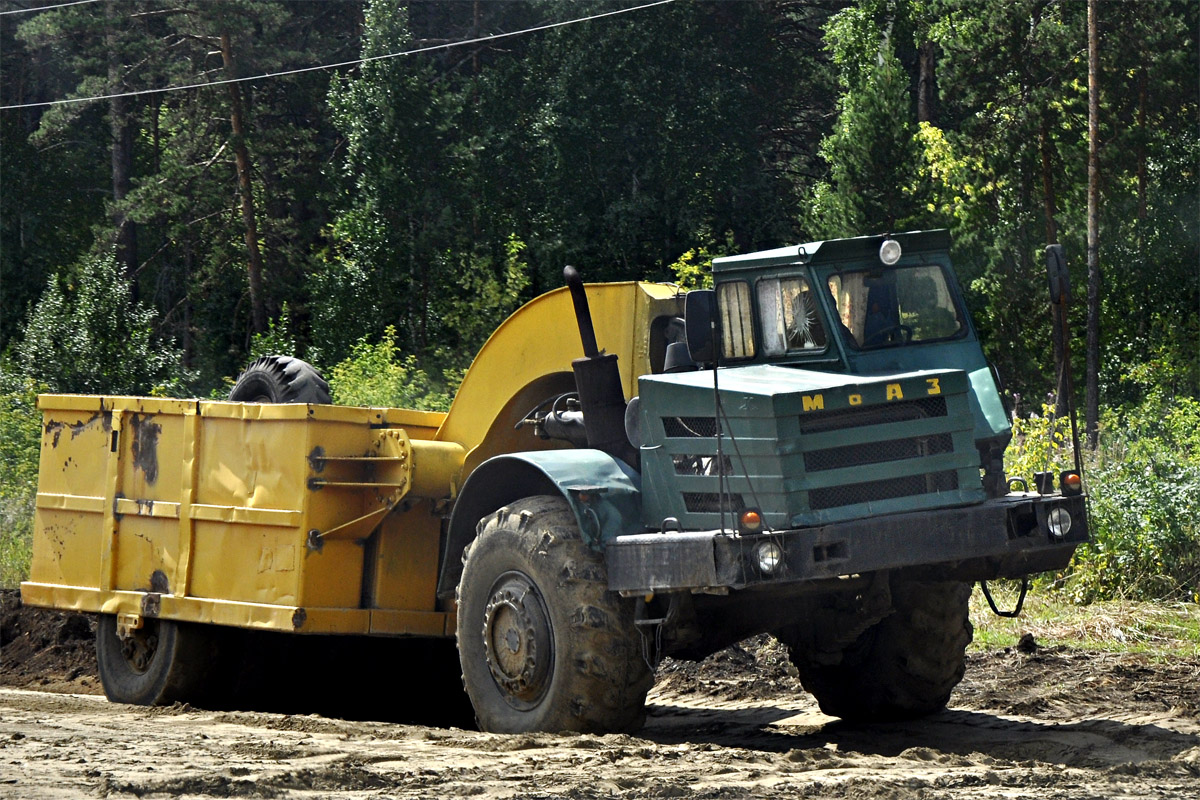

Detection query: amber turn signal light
xmin=738 ymin=508 xmax=764 ymax=533
xmin=1060 ymin=470 xmax=1083 ymax=496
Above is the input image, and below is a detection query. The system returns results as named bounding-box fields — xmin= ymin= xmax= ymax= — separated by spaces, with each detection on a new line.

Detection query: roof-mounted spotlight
xmin=879 ymin=238 xmax=902 ymax=266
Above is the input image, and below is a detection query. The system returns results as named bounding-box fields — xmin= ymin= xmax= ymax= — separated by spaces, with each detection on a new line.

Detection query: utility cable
xmin=0 ymin=0 xmax=100 ymax=16
xmin=1 ymin=0 xmax=675 ymax=111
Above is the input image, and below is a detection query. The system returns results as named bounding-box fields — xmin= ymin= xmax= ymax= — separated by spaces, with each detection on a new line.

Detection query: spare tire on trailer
xmin=229 ymin=355 xmax=331 ymax=404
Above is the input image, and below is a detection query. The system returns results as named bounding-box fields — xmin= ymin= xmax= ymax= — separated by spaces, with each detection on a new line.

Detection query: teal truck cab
xmin=529 ymin=229 xmax=1085 ymax=728
xmin=449 ymin=229 xmax=1085 ymax=733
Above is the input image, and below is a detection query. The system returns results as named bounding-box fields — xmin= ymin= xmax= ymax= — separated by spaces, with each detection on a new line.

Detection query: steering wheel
xmin=864 ymin=324 xmax=914 ymax=347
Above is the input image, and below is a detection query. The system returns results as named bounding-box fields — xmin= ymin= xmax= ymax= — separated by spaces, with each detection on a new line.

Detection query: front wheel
xmin=95 ymin=615 xmax=221 ymax=705
xmin=456 ymin=496 xmax=652 ymax=733
xmin=784 ymin=578 xmax=973 ymax=721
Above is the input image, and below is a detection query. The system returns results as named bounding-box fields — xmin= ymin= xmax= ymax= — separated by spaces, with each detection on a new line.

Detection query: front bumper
xmin=605 ymin=493 xmax=1087 ymax=594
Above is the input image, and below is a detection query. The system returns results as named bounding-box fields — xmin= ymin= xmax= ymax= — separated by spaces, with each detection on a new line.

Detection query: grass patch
xmin=970 ymin=584 xmax=1200 ymax=658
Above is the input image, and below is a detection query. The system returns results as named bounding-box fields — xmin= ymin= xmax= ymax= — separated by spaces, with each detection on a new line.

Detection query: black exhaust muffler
xmin=563 ymin=266 xmax=638 ymax=467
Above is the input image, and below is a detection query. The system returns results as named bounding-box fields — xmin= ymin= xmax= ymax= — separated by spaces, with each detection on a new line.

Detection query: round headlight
xmin=756 ymin=541 xmax=783 ymax=574
xmin=879 ymin=238 xmax=902 ymax=265
xmin=1047 ymin=507 xmax=1072 ymax=540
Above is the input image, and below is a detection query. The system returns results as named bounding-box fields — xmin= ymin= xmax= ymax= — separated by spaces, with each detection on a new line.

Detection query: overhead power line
xmin=0 ymin=0 xmax=675 ymax=111
xmin=0 ymin=0 xmax=101 ymax=16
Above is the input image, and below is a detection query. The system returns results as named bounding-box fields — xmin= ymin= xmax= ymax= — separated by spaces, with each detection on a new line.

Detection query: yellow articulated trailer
xmin=23 ymin=278 xmax=684 ymax=729
xmin=23 ymin=234 xmax=1088 ymax=734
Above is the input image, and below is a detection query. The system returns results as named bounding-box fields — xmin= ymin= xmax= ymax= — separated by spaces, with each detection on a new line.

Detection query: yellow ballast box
xmin=22 ymin=395 xmax=462 ymax=637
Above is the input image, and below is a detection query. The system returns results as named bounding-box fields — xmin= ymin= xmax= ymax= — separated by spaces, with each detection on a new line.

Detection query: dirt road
xmin=3 ymin=650 xmax=1199 ymax=798
xmin=3 ymin=596 xmax=1200 ymax=799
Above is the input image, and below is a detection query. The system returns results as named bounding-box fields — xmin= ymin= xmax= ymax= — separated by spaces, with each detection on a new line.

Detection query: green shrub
xmin=248 ymin=304 xmax=298 ymax=362
xmin=0 ymin=370 xmax=42 ymax=587
xmin=16 ymin=252 xmax=181 ymax=395
xmin=1064 ymin=398 xmax=1200 ymax=604
xmin=1006 ymin=396 xmax=1200 ymax=604
xmin=1004 ymin=402 xmax=1076 ymax=485
xmin=328 ymin=326 xmax=459 ymax=411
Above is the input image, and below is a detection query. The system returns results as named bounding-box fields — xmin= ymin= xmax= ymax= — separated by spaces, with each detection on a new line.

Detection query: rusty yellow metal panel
xmin=30 ymin=396 xmax=112 ymax=593
xmin=370 ymin=500 xmax=441 ymax=613
xmin=188 ymin=522 xmax=302 ymax=606
xmin=36 ymin=397 xmax=110 ymax=504
xmin=107 ymin=398 xmax=191 ymax=596
xmin=368 ymin=609 xmax=450 ymax=637
xmin=382 ymin=407 xmax=445 ymax=440
xmin=29 ymin=507 xmax=102 ymax=588
xmin=23 ymin=394 xmax=450 ymax=636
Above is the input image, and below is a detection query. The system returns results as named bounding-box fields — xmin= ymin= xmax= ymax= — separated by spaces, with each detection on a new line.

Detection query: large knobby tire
xmin=95 ymin=615 xmax=223 ymax=706
xmin=456 ymin=496 xmax=652 ymax=734
xmin=229 ymin=355 xmax=331 ymax=404
xmin=788 ymin=578 xmax=974 ymax=722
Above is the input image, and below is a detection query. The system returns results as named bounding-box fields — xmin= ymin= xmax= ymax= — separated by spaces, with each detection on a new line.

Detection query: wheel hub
xmin=481 ymin=571 xmax=552 ymax=708
xmin=119 ymin=624 xmax=159 ymax=674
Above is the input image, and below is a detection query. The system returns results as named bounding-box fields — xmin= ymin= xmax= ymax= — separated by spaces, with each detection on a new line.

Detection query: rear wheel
xmin=783 ymin=578 xmax=973 ymax=721
xmin=95 ymin=615 xmax=221 ymax=705
xmin=229 ymin=355 xmax=330 ymax=404
xmin=456 ymin=496 xmax=652 ymax=733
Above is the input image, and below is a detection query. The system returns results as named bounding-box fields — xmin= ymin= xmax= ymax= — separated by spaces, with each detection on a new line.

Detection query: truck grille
xmin=673 ymin=454 xmax=732 ymax=475
xmin=804 ymin=433 xmax=954 ymax=472
xmin=809 ymin=470 xmax=960 ymax=511
xmin=663 ymin=416 xmax=717 ymax=438
xmin=799 ymin=396 xmax=957 ymax=511
xmin=683 ymin=492 xmax=745 ymax=513
xmin=638 ymin=369 xmax=983 ymax=531
xmin=798 ymin=397 xmax=947 ymax=434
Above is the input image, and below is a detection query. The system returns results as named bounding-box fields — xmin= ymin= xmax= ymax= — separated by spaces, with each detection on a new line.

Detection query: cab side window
xmin=716 ymin=281 xmax=756 ymax=360
xmin=758 ymin=277 xmax=827 ymax=356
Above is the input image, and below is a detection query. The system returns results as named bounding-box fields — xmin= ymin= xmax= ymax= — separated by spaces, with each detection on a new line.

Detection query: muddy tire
xmin=95 ymin=615 xmax=221 ymax=706
xmin=456 ymin=496 xmax=652 ymax=733
xmin=229 ymin=355 xmax=331 ymax=404
xmin=788 ymin=578 xmax=973 ymax=721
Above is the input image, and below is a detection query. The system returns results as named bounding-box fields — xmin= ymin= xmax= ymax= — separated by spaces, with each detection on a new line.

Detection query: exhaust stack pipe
xmin=563 ymin=266 xmax=638 ymax=467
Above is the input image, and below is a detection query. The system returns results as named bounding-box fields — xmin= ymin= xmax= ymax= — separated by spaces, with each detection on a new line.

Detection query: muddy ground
xmin=3 ymin=590 xmax=1199 ymax=799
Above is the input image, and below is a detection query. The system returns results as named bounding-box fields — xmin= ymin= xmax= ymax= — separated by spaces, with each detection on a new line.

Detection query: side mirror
xmin=685 ymin=289 xmax=717 ymax=364
xmin=1045 ymin=244 xmax=1070 ymax=305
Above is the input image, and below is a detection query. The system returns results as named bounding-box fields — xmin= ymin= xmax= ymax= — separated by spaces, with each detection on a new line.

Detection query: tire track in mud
xmin=4 ymin=600 xmax=1200 ymax=799
xmin=2 ymin=677 xmax=1199 ymax=800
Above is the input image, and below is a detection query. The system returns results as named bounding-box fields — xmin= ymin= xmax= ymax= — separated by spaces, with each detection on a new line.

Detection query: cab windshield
xmin=827 ymin=264 xmax=964 ymax=348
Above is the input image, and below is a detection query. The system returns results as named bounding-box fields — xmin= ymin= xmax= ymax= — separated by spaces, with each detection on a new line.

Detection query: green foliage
xmin=16 ymin=252 xmax=181 ymax=395
xmin=667 ymin=231 xmax=737 ymax=290
xmin=1005 ymin=403 xmax=1076 ymax=483
xmin=1006 ymin=394 xmax=1200 ymax=604
xmin=0 ymin=370 xmax=42 ymax=587
xmin=328 ymin=326 xmax=459 ymax=412
xmin=808 ymin=2 xmax=931 ymax=237
xmin=433 ymin=236 xmax=531 ymax=369
xmin=970 ymin=592 xmax=1200 ymax=657
xmin=923 ymin=0 xmax=1199 ymax=403
xmin=669 ymin=249 xmax=714 ymax=291
xmin=249 ymin=304 xmax=297 ymax=362
xmin=1063 ymin=398 xmax=1200 ymax=604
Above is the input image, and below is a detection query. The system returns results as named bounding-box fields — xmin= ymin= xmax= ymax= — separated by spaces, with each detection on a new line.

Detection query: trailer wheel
xmin=786 ymin=578 xmax=973 ymax=721
xmin=95 ymin=615 xmax=220 ymax=706
xmin=229 ymin=355 xmax=331 ymax=404
xmin=456 ymin=496 xmax=652 ymax=733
